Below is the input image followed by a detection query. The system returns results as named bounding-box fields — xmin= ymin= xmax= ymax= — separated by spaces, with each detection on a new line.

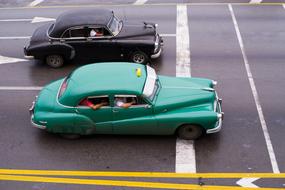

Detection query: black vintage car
xmin=24 ymin=9 xmax=163 ymax=68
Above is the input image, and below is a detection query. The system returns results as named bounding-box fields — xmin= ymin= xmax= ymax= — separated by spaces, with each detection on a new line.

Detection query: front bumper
xmin=151 ymin=47 xmax=162 ymax=59
xmin=151 ymin=35 xmax=163 ymax=59
xmin=206 ymin=93 xmax=224 ymax=134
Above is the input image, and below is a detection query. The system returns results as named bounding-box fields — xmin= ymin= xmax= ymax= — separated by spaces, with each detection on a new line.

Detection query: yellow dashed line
xmin=0 ymin=174 xmax=283 ymax=190
xmin=0 ymin=169 xmax=285 ymax=178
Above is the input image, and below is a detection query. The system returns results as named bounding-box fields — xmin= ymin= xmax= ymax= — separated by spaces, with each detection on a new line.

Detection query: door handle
xmin=112 ymin=109 xmax=119 ymax=113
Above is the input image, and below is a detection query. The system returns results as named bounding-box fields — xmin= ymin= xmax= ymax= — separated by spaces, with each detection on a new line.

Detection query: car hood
xmin=154 ymin=76 xmax=216 ymax=112
xmin=115 ymin=21 xmax=156 ymax=40
xmin=29 ymin=23 xmax=51 ymax=45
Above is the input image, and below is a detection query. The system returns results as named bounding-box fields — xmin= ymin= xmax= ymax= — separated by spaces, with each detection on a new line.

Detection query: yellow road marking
xmin=0 ymin=174 xmax=283 ymax=190
xmin=0 ymin=169 xmax=285 ymax=178
xmin=0 ymin=2 xmax=285 ymax=10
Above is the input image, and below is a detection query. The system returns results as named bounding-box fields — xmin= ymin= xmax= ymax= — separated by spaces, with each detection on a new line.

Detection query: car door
xmin=75 ymin=95 xmax=112 ymax=134
xmin=86 ymin=26 xmax=121 ymax=60
xmin=112 ymin=95 xmax=157 ymax=135
xmin=62 ymin=26 xmax=92 ymax=59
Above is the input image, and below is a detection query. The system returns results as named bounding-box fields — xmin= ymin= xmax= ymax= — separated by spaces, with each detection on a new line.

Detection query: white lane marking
xmin=175 ymin=4 xmax=196 ymax=173
xmin=31 ymin=17 xmax=55 ymax=23
xmin=0 ymin=19 xmax=32 ymax=22
xmin=176 ymin=140 xmax=196 ymax=173
xmin=236 ymin=178 xmax=260 ymax=188
xmin=160 ymin=34 xmax=176 ymax=37
xmin=133 ymin=0 xmax=148 ymax=5
xmin=0 ymin=55 xmax=27 ymax=65
xmin=176 ymin=5 xmax=191 ymax=77
xmin=29 ymin=0 xmax=45 ymax=7
xmin=229 ymin=4 xmax=280 ymax=174
xmin=249 ymin=0 xmax=263 ymax=3
xmin=0 ymin=17 xmax=54 ymax=23
xmin=0 ymin=36 xmax=30 ymax=40
xmin=0 ymin=86 xmax=42 ymax=90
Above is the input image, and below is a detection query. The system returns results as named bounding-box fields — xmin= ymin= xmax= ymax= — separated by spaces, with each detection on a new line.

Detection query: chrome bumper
xmin=31 ymin=115 xmax=46 ymax=130
xmin=29 ymin=96 xmax=46 ymax=130
xmin=207 ymin=93 xmax=224 ymax=134
xmin=151 ymin=47 xmax=162 ymax=59
xmin=24 ymin=46 xmax=34 ymax=59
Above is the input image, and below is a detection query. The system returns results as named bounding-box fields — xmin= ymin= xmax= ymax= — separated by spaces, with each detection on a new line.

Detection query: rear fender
xmin=28 ymin=42 xmax=75 ymax=60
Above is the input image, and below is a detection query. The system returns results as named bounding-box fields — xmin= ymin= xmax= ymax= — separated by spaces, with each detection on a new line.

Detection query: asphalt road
xmin=0 ymin=0 xmax=285 ymax=189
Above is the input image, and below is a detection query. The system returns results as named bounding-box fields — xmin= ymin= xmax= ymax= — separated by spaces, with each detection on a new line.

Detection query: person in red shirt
xmin=80 ymin=98 xmax=108 ymax=110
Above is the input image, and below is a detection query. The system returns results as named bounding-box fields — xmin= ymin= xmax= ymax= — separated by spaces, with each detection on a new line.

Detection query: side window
xmin=61 ymin=30 xmax=70 ymax=38
xmin=70 ymin=28 xmax=87 ymax=38
xmin=88 ymin=27 xmax=111 ymax=38
xmin=78 ymin=96 xmax=110 ymax=107
xmin=114 ymin=95 xmax=148 ymax=108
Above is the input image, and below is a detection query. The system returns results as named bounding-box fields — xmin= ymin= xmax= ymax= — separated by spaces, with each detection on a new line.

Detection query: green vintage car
xmin=30 ymin=62 xmax=223 ymax=140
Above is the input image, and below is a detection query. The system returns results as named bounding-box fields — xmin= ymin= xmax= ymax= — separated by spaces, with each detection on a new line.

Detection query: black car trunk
xmin=29 ymin=23 xmax=52 ymax=46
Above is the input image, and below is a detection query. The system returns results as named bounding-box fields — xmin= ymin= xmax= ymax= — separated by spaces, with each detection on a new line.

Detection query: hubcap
xmin=47 ymin=55 xmax=62 ymax=67
xmin=133 ymin=54 xmax=145 ymax=63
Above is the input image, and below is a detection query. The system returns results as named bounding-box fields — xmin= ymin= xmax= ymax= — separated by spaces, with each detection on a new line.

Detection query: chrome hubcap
xmin=47 ymin=55 xmax=62 ymax=67
xmin=133 ymin=54 xmax=145 ymax=63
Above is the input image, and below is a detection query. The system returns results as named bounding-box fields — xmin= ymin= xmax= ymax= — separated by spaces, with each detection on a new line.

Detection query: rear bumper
xmin=30 ymin=96 xmax=46 ymax=130
xmin=31 ymin=115 xmax=46 ymax=130
xmin=24 ymin=46 xmax=34 ymax=59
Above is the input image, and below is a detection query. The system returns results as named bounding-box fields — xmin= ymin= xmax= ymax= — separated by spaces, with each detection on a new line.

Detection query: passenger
xmin=115 ymin=97 xmax=136 ymax=108
xmin=80 ymin=98 xmax=108 ymax=110
xmin=90 ymin=29 xmax=103 ymax=37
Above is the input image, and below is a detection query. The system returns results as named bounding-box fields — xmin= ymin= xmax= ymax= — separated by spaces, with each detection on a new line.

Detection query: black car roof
xmin=49 ymin=9 xmax=114 ymax=38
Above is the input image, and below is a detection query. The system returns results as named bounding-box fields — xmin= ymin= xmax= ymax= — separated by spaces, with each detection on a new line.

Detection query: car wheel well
xmin=175 ymin=123 xmax=206 ymax=140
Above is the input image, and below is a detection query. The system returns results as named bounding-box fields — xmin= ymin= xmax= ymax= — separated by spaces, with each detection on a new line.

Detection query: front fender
xmin=155 ymin=111 xmax=218 ymax=134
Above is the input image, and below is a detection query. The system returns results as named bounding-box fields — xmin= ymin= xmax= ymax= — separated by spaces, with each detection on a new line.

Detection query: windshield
xmin=108 ymin=16 xmax=122 ymax=36
xmin=143 ymin=66 xmax=159 ymax=101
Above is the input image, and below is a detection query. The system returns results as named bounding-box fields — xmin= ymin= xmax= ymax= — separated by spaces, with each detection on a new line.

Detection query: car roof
xmin=60 ymin=62 xmax=147 ymax=106
xmin=49 ymin=9 xmax=114 ymax=38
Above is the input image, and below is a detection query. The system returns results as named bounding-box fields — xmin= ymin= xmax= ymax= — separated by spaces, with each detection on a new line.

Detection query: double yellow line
xmin=0 ymin=169 xmax=284 ymax=189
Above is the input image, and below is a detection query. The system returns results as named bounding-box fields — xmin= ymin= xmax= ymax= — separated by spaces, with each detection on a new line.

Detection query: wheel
xmin=130 ymin=51 xmax=148 ymax=64
xmin=177 ymin=124 xmax=204 ymax=140
xmin=46 ymin=55 xmax=64 ymax=68
xmin=60 ymin=133 xmax=81 ymax=140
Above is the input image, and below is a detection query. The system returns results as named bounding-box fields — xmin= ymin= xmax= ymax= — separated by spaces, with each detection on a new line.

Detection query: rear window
xmin=58 ymin=74 xmax=71 ymax=98
xmin=70 ymin=28 xmax=86 ymax=38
